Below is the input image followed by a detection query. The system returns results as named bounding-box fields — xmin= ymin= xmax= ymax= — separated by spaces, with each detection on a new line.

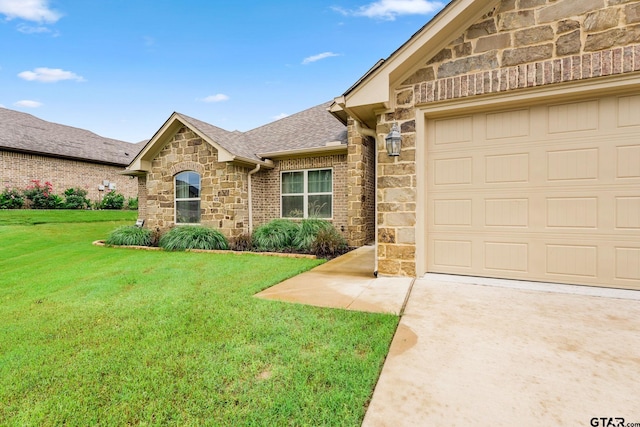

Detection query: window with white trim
xmin=281 ymin=168 xmax=332 ymax=219
xmin=175 ymin=171 xmax=201 ymax=224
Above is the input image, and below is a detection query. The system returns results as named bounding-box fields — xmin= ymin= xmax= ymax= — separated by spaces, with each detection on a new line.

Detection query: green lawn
xmin=0 ymin=211 xmax=398 ymax=426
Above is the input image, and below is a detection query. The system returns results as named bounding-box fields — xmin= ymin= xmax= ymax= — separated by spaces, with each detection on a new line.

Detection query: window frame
xmin=280 ymin=167 xmax=333 ymax=219
xmin=174 ymin=171 xmax=201 ymax=225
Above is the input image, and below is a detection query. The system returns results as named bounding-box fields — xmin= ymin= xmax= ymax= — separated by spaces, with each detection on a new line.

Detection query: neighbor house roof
xmin=127 ymin=101 xmax=347 ymax=173
xmin=0 ymin=107 xmax=142 ymax=166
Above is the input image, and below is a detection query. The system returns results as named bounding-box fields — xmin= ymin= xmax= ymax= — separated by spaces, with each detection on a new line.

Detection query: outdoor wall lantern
xmin=385 ymin=123 xmax=402 ymax=156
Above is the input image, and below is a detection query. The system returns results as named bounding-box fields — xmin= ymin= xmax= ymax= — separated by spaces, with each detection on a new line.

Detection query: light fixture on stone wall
xmin=385 ymin=123 xmax=401 ymax=156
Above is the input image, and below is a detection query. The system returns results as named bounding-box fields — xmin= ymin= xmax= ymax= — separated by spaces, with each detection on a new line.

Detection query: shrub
xmin=252 ymin=219 xmax=299 ymax=252
xmin=23 ymin=180 xmax=63 ymax=209
xmin=0 ymin=188 xmax=25 ymax=209
xmin=230 ymin=233 xmax=253 ymax=251
xmin=311 ymin=228 xmax=348 ymax=259
xmin=293 ymin=219 xmax=335 ymax=252
xmin=63 ymin=187 xmax=90 ymax=209
xmin=100 ymin=191 xmax=125 ymax=209
xmin=159 ymin=226 xmax=229 ymax=251
xmin=126 ymin=197 xmax=138 ymax=210
xmin=105 ymin=225 xmax=153 ymax=246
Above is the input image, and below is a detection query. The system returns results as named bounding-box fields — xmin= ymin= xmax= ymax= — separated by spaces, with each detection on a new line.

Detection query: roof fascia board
xmin=344 ymin=0 xmax=491 ymax=109
xmin=1 ymin=146 xmax=128 ymax=167
xmin=258 ymin=144 xmax=347 ymax=160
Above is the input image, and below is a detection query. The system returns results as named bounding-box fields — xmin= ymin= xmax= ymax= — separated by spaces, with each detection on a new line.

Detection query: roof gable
xmin=0 ymin=107 xmax=140 ymax=166
xmin=126 ymin=101 xmax=346 ymax=173
xmin=333 ymin=0 xmax=499 ymax=126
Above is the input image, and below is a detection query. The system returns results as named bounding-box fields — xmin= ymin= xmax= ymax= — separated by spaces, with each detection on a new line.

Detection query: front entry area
xmin=424 ymin=93 xmax=640 ymax=290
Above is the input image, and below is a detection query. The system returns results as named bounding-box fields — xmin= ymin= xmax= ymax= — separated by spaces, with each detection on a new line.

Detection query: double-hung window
xmin=281 ymin=168 xmax=332 ymax=219
xmin=175 ymin=171 xmax=201 ymax=224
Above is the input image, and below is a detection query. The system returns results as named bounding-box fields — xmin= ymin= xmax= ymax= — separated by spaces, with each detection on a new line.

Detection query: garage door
xmin=426 ymin=94 xmax=640 ymax=289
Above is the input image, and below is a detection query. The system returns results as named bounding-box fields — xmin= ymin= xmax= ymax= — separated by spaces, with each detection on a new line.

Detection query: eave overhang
xmin=334 ymin=0 xmax=499 ymax=127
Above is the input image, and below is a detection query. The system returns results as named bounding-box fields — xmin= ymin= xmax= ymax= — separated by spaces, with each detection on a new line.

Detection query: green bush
xmin=252 ymin=219 xmax=299 ymax=252
xmin=0 ymin=188 xmax=25 ymax=209
xmin=23 ymin=180 xmax=64 ymax=209
xmin=63 ymin=188 xmax=90 ymax=209
xmin=100 ymin=191 xmax=125 ymax=209
xmin=159 ymin=226 xmax=229 ymax=251
xmin=230 ymin=233 xmax=253 ymax=251
xmin=105 ymin=225 xmax=152 ymax=246
xmin=293 ymin=219 xmax=335 ymax=252
xmin=126 ymin=197 xmax=138 ymax=210
xmin=311 ymin=228 xmax=348 ymax=259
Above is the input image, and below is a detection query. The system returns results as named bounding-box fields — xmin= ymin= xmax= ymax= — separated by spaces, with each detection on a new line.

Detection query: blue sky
xmin=0 ymin=0 xmax=445 ymax=143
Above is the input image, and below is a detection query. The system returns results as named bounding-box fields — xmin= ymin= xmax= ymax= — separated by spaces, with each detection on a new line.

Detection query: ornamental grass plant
xmin=159 ymin=225 xmax=229 ymax=251
xmin=293 ymin=218 xmax=335 ymax=252
xmin=252 ymin=219 xmax=299 ymax=252
xmin=105 ymin=225 xmax=153 ymax=247
xmin=310 ymin=227 xmax=349 ymax=259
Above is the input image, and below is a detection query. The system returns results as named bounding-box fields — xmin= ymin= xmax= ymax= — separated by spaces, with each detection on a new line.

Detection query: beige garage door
xmin=426 ymin=94 xmax=640 ymax=289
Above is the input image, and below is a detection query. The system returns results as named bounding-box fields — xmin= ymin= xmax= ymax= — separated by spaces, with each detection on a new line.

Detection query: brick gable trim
xmin=416 ymin=44 xmax=640 ymax=104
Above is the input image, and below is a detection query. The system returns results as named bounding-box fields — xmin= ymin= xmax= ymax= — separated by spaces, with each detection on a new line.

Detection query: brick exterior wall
xmin=252 ymin=154 xmax=349 ymax=239
xmin=143 ymin=126 xmax=250 ymax=237
xmin=346 ymin=119 xmax=376 ymax=247
xmin=139 ymin=123 xmax=353 ymax=241
xmin=374 ymin=0 xmax=640 ymax=276
xmin=1 ymin=149 xmax=138 ymax=203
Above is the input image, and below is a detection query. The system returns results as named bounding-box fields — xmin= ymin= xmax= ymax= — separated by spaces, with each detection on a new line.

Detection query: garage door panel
xmin=428 ymin=235 xmax=639 ymax=287
xmin=548 ymin=100 xmax=599 ymax=134
xmin=426 ymin=94 xmax=640 ymax=290
xmin=617 ymin=145 xmax=640 ymax=178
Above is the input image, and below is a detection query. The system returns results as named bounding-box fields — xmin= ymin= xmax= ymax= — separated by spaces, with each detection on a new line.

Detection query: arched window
xmin=175 ymin=171 xmax=201 ymax=224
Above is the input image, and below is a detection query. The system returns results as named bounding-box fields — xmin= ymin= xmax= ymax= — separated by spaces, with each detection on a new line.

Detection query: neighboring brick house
xmin=1 ymin=107 xmax=141 ymax=202
xmin=125 ymin=102 xmax=376 ymax=246
xmin=332 ymin=0 xmax=640 ymax=290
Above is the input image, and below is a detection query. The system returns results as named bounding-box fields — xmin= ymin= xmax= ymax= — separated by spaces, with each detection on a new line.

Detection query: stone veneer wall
xmin=144 ymin=126 xmax=249 ymax=237
xmin=1 ymin=149 xmax=138 ymax=203
xmin=375 ymin=0 xmax=640 ymax=276
xmin=252 ymin=154 xmax=349 ymax=239
xmin=346 ymin=119 xmax=376 ymax=247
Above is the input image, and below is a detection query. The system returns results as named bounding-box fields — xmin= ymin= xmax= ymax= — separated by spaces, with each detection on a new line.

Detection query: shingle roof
xmin=174 ymin=101 xmax=347 ymax=161
xmin=0 ymin=107 xmax=142 ymax=166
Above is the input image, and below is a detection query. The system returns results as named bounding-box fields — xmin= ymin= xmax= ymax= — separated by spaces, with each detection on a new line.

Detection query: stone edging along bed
xmin=92 ymin=240 xmax=318 ymax=259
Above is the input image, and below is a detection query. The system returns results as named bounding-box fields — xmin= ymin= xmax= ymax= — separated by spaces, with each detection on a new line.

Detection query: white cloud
xmin=17 ymin=23 xmax=54 ymax=34
xmin=0 ymin=104 xmax=6 ymax=108
xmin=18 ymin=67 xmax=85 ymax=83
xmin=15 ymin=100 xmax=42 ymax=108
xmin=302 ymin=52 xmax=340 ymax=65
xmin=272 ymin=113 xmax=289 ymax=121
xmin=0 ymin=0 xmax=62 ymax=23
xmin=333 ymin=0 xmax=444 ymax=20
xmin=201 ymin=94 xmax=230 ymax=103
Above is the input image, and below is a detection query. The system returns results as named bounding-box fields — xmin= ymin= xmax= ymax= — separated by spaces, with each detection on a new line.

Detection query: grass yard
xmin=0 ymin=211 xmax=398 ymax=426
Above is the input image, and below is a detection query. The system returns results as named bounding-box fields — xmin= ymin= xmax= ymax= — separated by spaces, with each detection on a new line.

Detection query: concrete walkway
xmin=256 ymin=249 xmax=640 ymax=426
xmin=256 ymin=246 xmax=413 ymax=314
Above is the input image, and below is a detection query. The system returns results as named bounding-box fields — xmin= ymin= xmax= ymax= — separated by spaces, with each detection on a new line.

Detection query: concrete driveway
xmin=363 ymin=275 xmax=640 ymax=427
xmin=255 ymin=248 xmax=640 ymax=425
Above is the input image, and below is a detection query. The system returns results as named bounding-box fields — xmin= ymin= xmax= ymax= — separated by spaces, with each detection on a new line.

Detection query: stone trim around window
xmin=169 ymin=161 xmax=205 ymax=177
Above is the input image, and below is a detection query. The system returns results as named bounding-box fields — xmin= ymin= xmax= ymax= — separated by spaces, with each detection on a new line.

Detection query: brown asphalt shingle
xmin=0 ymin=107 xmax=142 ymax=166
xmin=176 ymin=101 xmax=346 ymax=161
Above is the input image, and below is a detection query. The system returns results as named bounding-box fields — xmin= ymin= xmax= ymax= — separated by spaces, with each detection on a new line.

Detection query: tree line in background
xmin=0 ymin=180 xmax=137 ymax=210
